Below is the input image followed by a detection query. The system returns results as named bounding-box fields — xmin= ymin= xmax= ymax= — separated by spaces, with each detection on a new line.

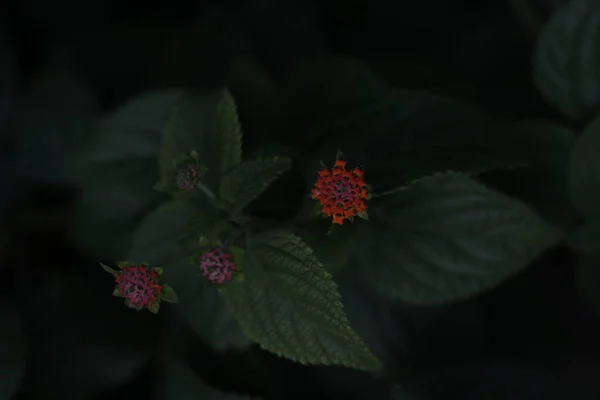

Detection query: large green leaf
xmin=157 ymin=89 xmax=242 ymax=192
xmin=352 ymin=172 xmax=560 ymax=304
xmin=304 ymin=89 xmax=527 ymax=194
xmin=533 ymin=0 xmax=600 ymax=119
xmin=570 ymin=113 xmax=600 ymax=219
xmin=74 ymin=91 xmax=181 ymax=259
xmin=128 ymin=200 xmax=250 ymax=351
xmin=219 ymin=157 xmax=291 ymax=214
xmin=162 ymin=357 xmax=258 ymax=399
xmin=480 ymin=120 xmax=577 ymax=228
xmin=14 ymin=70 xmax=99 ymax=183
xmin=0 ymin=304 xmax=25 ymax=399
xmin=219 ymin=231 xmax=381 ymax=370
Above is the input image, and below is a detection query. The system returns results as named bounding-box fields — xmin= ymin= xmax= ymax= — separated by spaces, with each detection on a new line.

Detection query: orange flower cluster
xmin=311 ymin=160 xmax=369 ymax=225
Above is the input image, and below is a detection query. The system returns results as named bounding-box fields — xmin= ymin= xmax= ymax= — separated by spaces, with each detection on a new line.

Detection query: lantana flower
xmin=101 ymin=261 xmax=179 ymax=314
xmin=311 ymin=157 xmax=370 ymax=225
xmin=199 ymin=248 xmax=236 ymax=284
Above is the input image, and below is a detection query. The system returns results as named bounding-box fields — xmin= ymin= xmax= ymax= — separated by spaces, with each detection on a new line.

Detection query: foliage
xmin=5 ymin=1 xmax=600 ymax=398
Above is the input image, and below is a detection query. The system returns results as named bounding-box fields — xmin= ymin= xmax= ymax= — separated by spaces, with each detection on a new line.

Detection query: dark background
xmin=1 ymin=0 xmax=599 ymax=399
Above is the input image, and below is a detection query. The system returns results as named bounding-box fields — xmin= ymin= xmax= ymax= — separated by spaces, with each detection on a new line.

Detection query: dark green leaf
xmin=0 ymin=305 xmax=25 ymax=399
xmin=305 ymin=89 xmax=526 ymax=194
xmin=570 ymin=113 xmax=600 ymax=219
xmin=533 ymin=0 xmax=600 ymax=119
xmin=219 ymin=157 xmax=291 ymax=214
xmin=219 ymin=231 xmax=381 ymax=370
xmin=392 ymin=362 xmax=568 ymax=400
xmin=128 ymin=200 xmax=249 ymax=351
xmin=481 ymin=120 xmax=577 ymax=228
xmin=100 ymin=263 xmax=117 ymax=276
xmin=74 ymin=91 xmax=180 ymax=259
xmin=14 ymin=70 xmax=99 ymax=183
xmin=353 ymin=172 xmax=560 ymax=304
xmin=157 ymin=89 xmax=242 ymax=192
xmin=161 ymin=285 xmax=179 ymax=303
xmin=162 ymin=357 xmax=257 ymax=399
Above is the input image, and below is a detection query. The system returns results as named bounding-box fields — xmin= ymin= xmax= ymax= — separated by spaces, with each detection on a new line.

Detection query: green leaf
xmin=149 ymin=301 xmax=161 ymax=314
xmin=219 ymin=157 xmax=292 ymax=214
xmin=353 ymin=172 xmax=560 ymax=304
xmin=128 ymin=200 xmax=250 ymax=351
xmin=74 ymin=90 xmax=181 ymax=259
xmin=480 ymin=119 xmax=577 ymax=229
xmin=570 ymin=113 xmax=600 ymax=219
xmin=161 ymin=357 xmax=258 ymax=399
xmin=305 ymin=88 xmax=528 ymax=194
xmin=161 ymin=285 xmax=179 ymax=303
xmin=533 ymin=0 xmax=600 ymax=119
xmin=157 ymin=89 xmax=243 ymax=192
xmin=100 ymin=263 xmax=117 ymax=276
xmin=14 ymin=70 xmax=99 ymax=184
xmin=0 ymin=305 xmax=25 ymax=399
xmin=219 ymin=231 xmax=381 ymax=370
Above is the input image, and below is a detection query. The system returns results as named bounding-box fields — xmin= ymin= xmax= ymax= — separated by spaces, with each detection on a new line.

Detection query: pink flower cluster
xmin=199 ymin=248 xmax=236 ymax=283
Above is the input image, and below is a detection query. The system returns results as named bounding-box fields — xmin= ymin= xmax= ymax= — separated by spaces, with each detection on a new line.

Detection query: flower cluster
xmin=102 ymin=262 xmax=178 ymax=313
xmin=175 ymin=162 xmax=201 ymax=190
xmin=199 ymin=248 xmax=236 ymax=283
xmin=312 ymin=159 xmax=369 ymax=225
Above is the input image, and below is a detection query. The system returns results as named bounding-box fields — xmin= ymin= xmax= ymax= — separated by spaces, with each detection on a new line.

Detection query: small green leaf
xmin=157 ymin=89 xmax=243 ymax=191
xmin=219 ymin=231 xmax=381 ymax=370
xmin=533 ymin=0 xmax=600 ymax=119
xmin=154 ymin=267 xmax=164 ymax=275
xmin=219 ymin=157 xmax=292 ymax=214
xmin=148 ymin=301 xmax=161 ymax=314
xmin=101 ymin=263 xmax=117 ymax=276
xmin=116 ymin=261 xmax=135 ymax=269
xmin=570 ymin=113 xmax=600 ymax=219
xmin=161 ymin=285 xmax=179 ymax=303
xmin=353 ymin=172 xmax=561 ymax=304
xmin=112 ymin=287 xmax=120 ymax=297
